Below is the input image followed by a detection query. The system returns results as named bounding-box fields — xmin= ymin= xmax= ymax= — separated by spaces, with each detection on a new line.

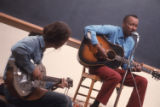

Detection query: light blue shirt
xmin=84 ymin=25 xmax=135 ymax=69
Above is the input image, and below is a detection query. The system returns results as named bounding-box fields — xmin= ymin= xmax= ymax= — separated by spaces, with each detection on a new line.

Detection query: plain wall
xmin=1 ymin=0 xmax=160 ymax=68
xmin=0 ymin=22 xmax=160 ymax=107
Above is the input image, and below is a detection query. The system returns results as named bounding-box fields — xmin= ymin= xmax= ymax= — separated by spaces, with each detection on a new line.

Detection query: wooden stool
xmin=73 ymin=67 xmax=101 ymax=107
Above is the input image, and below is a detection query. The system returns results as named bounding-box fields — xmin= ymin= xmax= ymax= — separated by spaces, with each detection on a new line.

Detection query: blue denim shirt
xmin=3 ymin=36 xmax=54 ymax=100
xmin=11 ymin=36 xmax=45 ymax=74
xmin=84 ymin=25 xmax=135 ymax=69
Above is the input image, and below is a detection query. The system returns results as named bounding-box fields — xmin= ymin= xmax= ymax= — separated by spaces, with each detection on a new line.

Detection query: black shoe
xmin=90 ymin=104 xmax=99 ymax=107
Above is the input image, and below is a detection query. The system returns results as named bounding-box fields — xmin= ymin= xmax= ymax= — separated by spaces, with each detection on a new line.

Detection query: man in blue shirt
xmin=2 ymin=21 xmax=73 ymax=107
xmin=83 ymin=15 xmax=147 ymax=107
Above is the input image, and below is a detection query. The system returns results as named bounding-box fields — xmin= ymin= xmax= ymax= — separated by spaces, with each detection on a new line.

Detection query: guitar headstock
xmin=152 ymin=70 xmax=160 ymax=80
xmin=141 ymin=64 xmax=160 ymax=80
xmin=66 ymin=77 xmax=73 ymax=88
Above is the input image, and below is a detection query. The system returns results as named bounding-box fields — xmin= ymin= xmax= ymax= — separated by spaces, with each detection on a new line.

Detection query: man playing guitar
xmin=83 ymin=15 xmax=148 ymax=107
xmin=2 ymin=21 xmax=73 ymax=107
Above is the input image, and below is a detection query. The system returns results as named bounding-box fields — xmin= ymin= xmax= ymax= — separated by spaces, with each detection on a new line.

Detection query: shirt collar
xmin=118 ymin=27 xmax=133 ymax=39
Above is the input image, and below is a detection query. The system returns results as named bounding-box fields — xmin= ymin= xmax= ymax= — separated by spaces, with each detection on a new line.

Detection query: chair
xmin=73 ymin=67 xmax=101 ymax=107
xmin=73 ymin=67 xmax=121 ymax=107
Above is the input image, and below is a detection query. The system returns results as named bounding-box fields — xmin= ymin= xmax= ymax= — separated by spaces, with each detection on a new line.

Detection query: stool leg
xmin=84 ymin=79 xmax=95 ymax=107
xmin=73 ymin=76 xmax=85 ymax=102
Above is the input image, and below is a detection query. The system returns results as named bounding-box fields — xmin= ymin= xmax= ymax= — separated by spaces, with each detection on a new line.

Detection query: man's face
xmin=122 ymin=16 xmax=139 ymax=36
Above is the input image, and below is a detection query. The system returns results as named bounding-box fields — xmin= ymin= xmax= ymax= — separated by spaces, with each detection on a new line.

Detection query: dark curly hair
xmin=43 ymin=21 xmax=71 ymax=46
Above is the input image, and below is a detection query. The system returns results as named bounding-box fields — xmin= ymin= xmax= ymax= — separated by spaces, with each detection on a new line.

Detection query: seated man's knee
xmin=138 ymin=77 xmax=148 ymax=88
xmin=63 ymin=95 xmax=72 ymax=107
xmin=112 ymin=73 xmax=122 ymax=83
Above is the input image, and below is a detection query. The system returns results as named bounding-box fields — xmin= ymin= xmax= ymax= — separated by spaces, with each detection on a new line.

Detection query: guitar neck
xmin=141 ymin=67 xmax=153 ymax=74
xmin=115 ymin=55 xmax=130 ymax=65
xmin=43 ymin=76 xmax=73 ymax=88
xmin=115 ymin=55 xmax=160 ymax=78
xmin=138 ymin=66 xmax=160 ymax=80
xmin=43 ymin=76 xmax=62 ymax=83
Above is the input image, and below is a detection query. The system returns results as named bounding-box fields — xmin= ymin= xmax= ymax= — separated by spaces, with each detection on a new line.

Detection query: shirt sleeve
xmin=11 ymin=47 xmax=35 ymax=74
xmin=84 ymin=25 xmax=98 ymax=44
xmin=45 ymin=82 xmax=54 ymax=90
xmin=84 ymin=25 xmax=117 ymax=45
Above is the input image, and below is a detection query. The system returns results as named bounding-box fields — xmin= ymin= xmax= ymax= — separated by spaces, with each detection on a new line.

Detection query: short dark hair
xmin=43 ymin=21 xmax=71 ymax=44
xmin=123 ymin=14 xmax=138 ymax=23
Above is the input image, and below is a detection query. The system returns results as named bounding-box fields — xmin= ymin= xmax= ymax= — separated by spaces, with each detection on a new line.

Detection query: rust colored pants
xmin=89 ymin=66 xmax=148 ymax=107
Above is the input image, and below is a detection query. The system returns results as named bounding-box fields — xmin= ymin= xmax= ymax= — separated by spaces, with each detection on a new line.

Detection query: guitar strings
xmin=64 ymin=88 xmax=69 ymax=95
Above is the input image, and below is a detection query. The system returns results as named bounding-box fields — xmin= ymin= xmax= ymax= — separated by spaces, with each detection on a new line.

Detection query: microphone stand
xmin=114 ymin=33 xmax=140 ymax=107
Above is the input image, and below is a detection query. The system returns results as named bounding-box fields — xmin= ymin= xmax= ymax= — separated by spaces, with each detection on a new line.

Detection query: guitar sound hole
xmin=107 ymin=51 xmax=115 ymax=60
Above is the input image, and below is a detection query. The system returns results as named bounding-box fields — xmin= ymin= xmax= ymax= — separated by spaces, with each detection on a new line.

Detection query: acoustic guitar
xmin=78 ymin=35 xmax=160 ymax=79
xmin=5 ymin=59 xmax=73 ymax=100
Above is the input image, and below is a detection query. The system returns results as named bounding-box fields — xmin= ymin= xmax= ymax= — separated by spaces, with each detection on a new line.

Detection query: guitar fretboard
xmin=43 ymin=76 xmax=61 ymax=83
xmin=114 ymin=55 xmax=160 ymax=80
xmin=115 ymin=55 xmax=130 ymax=64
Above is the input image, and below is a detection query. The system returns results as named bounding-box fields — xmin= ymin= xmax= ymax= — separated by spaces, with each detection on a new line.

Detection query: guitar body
xmin=5 ymin=60 xmax=47 ymax=100
xmin=5 ymin=59 xmax=73 ymax=100
xmin=78 ymin=35 xmax=160 ymax=80
xmin=78 ymin=35 xmax=124 ymax=69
